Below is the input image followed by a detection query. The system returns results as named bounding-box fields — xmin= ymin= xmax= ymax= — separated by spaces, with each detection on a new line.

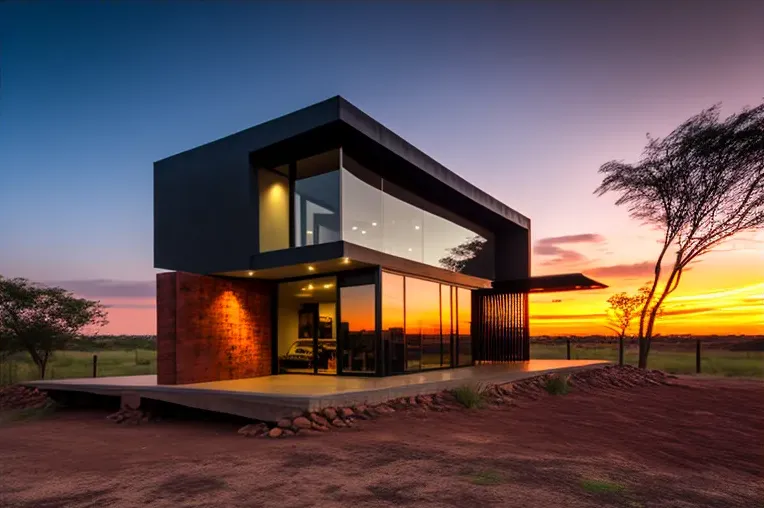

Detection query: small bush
xmin=543 ymin=374 xmax=570 ymax=395
xmin=580 ymin=478 xmax=625 ymax=494
xmin=451 ymin=384 xmax=487 ymax=408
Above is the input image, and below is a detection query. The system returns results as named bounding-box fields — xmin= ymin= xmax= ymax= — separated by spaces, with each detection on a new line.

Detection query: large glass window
xmin=277 ymin=276 xmax=337 ymax=374
xmin=341 ymin=156 xmax=383 ymax=252
xmin=340 ymin=284 xmax=376 ymax=374
xmin=441 ymin=285 xmax=452 ymax=367
xmin=457 ymin=287 xmax=472 ymax=366
xmin=405 ymin=277 xmax=440 ymax=370
xmin=382 ymin=272 xmax=405 ymax=375
xmin=340 ymin=155 xmax=493 ymax=278
xmin=295 ymin=150 xmax=340 ymax=247
xmin=383 ymin=272 xmax=472 ymax=373
xmin=258 ymin=166 xmax=290 ymax=253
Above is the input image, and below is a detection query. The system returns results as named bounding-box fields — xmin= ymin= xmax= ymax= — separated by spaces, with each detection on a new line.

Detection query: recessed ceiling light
xmin=247 ymin=271 xmax=254 ymax=276
xmin=306 ymin=230 xmax=313 ymax=235
xmin=323 ymin=283 xmax=332 ymax=289
xmin=342 ymin=257 xmax=350 ymax=264
xmin=408 ymin=248 xmax=413 ymax=252
xmin=352 ymin=226 xmax=358 ymax=231
xmin=372 ymin=222 xmax=377 ymax=226
xmin=308 ymin=284 xmax=314 ymax=290
xmin=308 ymin=266 xmax=315 ymax=271
xmin=414 ymin=225 xmax=420 ymax=230
xmin=361 ymin=230 xmax=366 ymax=235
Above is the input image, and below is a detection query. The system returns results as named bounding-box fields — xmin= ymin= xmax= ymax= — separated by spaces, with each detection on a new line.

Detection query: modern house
xmin=154 ymin=96 xmax=604 ymax=385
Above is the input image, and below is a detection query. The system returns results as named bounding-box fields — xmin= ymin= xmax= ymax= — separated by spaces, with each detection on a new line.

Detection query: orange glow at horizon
xmin=96 ymin=246 xmax=762 ymax=337
xmin=530 ymin=262 xmax=763 ymax=336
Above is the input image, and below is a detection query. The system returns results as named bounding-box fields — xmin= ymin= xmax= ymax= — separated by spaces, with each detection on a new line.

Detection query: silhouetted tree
xmin=605 ymin=286 xmax=649 ymax=340
xmin=0 ymin=277 xmax=108 ymax=378
xmin=595 ymin=103 xmax=764 ymax=368
xmin=439 ymin=236 xmax=486 ymax=273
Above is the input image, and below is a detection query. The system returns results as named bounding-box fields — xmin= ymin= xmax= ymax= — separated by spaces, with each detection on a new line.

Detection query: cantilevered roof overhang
xmin=489 ymin=273 xmax=608 ymax=294
xmin=158 ymin=95 xmax=529 ymax=232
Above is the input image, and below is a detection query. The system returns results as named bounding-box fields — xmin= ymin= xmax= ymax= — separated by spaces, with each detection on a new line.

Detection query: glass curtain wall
xmin=341 ymin=154 xmax=493 ymax=278
xmin=295 ymin=150 xmax=341 ymax=247
xmin=277 ymin=276 xmax=338 ymax=375
xmin=382 ymin=271 xmax=472 ymax=373
xmin=381 ymin=272 xmax=405 ymax=375
xmin=457 ymin=287 xmax=472 ymax=366
xmin=258 ymin=149 xmax=341 ymax=254
xmin=339 ymin=282 xmax=376 ymax=374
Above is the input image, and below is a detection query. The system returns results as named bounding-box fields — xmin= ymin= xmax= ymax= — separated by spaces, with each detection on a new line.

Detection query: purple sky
xmin=1 ymin=1 xmax=762 ymax=334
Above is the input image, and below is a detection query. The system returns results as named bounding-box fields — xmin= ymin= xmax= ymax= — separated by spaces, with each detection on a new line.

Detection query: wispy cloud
xmin=49 ymin=279 xmax=156 ymax=299
xmin=534 ymin=233 xmax=605 ymax=267
xmin=587 ymin=261 xmax=654 ymax=279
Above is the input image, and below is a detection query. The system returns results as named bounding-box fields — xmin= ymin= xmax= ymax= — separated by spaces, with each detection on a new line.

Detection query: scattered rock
xmin=340 ymin=407 xmax=354 ymax=418
xmin=292 ymin=416 xmax=312 ymax=430
xmin=277 ymin=418 xmax=292 ymax=429
xmin=282 ymin=429 xmax=295 ymax=437
xmin=106 ymin=407 xmax=148 ymax=425
xmin=268 ymin=427 xmax=283 ymax=438
xmin=331 ymin=418 xmax=347 ymax=428
xmin=323 ymin=407 xmax=338 ymax=420
xmin=0 ymin=385 xmax=55 ymax=411
xmin=238 ymin=423 xmax=269 ymax=437
xmin=309 ymin=413 xmax=329 ymax=426
xmin=354 ymin=404 xmax=368 ymax=415
xmin=311 ymin=422 xmax=330 ymax=431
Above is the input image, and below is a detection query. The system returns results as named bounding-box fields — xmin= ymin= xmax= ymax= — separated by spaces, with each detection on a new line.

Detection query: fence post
xmin=619 ymin=336 xmax=624 ymax=366
xmin=93 ymin=354 xmax=98 ymax=378
xmin=566 ymin=338 xmax=571 ymax=360
xmin=696 ymin=339 xmax=701 ymax=374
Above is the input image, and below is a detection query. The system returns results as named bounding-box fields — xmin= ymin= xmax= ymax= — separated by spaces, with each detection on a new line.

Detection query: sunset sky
xmin=1 ymin=1 xmax=762 ymax=336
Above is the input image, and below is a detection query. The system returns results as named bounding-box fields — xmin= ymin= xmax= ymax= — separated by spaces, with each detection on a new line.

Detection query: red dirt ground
xmin=1 ymin=377 xmax=762 ymax=508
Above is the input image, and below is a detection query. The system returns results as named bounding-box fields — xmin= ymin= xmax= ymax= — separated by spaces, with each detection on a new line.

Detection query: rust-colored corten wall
xmin=157 ymin=272 xmax=273 ymax=385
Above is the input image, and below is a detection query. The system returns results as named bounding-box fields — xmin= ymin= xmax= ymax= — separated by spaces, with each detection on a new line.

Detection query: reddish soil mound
xmin=242 ymin=366 xmax=677 ymax=439
xmin=0 ymin=385 xmax=54 ymax=411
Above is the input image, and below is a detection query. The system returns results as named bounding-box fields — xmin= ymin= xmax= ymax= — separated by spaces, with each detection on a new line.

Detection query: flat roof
xmin=488 ymin=273 xmax=608 ymax=293
xmin=157 ymin=96 xmax=529 ymax=229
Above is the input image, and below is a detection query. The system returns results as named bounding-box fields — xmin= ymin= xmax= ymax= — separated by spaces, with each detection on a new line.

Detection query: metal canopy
xmin=490 ymin=273 xmax=608 ymax=294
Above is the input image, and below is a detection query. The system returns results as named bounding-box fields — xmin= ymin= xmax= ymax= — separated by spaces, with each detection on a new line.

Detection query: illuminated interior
xmin=277 ymin=276 xmax=337 ymax=375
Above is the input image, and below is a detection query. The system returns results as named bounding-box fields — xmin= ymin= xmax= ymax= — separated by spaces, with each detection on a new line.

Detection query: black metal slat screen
xmin=471 ymin=290 xmax=529 ymax=363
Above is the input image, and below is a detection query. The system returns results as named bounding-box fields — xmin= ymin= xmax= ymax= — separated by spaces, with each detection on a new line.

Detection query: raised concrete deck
xmin=24 ymin=360 xmax=607 ymax=421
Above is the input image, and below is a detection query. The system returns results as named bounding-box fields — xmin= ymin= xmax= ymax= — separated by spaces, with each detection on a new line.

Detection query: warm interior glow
xmin=258 ymin=169 xmax=289 ymax=253
xmin=308 ymin=265 xmax=315 ymax=271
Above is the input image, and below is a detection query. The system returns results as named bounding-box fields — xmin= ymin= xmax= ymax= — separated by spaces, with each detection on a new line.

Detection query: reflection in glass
xmin=340 ymin=285 xmax=376 ymax=373
xmin=341 ymin=161 xmax=383 ymax=252
xmin=457 ymin=287 xmax=472 ymax=366
xmin=424 ymin=210 xmax=474 ymax=270
xmin=382 ymin=192 xmax=424 ymax=262
xmin=338 ymin=154 xmax=494 ymax=277
xmin=405 ymin=277 xmax=440 ymax=370
xmin=441 ymin=285 xmax=452 ymax=367
xmin=382 ymin=272 xmax=405 ymax=375
xmin=295 ymin=150 xmax=341 ymax=247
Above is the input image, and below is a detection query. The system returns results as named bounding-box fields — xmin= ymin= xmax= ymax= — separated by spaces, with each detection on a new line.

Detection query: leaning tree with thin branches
xmin=595 ymin=102 xmax=764 ymax=368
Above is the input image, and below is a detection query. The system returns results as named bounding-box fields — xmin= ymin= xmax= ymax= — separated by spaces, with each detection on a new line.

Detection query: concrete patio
xmin=24 ymin=359 xmax=608 ymax=421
